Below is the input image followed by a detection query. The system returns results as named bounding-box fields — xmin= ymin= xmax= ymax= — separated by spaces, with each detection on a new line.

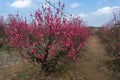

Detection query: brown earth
xmin=77 ymin=36 xmax=117 ymax=80
xmin=0 ymin=62 xmax=30 ymax=80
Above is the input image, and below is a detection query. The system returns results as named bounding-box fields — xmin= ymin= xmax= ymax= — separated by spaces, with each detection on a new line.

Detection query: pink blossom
xmin=118 ymin=52 xmax=120 ymax=55
xmin=29 ymin=49 xmax=36 ymax=53
xmin=5 ymin=5 xmax=91 ymax=66
xmin=38 ymin=55 xmax=43 ymax=60
xmin=48 ymin=45 xmax=52 ymax=49
xmin=67 ymin=52 xmax=72 ymax=58
xmin=49 ymin=51 xmax=53 ymax=57
xmin=32 ymin=42 xmax=38 ymax=46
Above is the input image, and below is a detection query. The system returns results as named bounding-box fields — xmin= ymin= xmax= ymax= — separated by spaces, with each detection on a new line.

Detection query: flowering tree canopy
xmin=5 ymin=2 xmax=91 ymax=73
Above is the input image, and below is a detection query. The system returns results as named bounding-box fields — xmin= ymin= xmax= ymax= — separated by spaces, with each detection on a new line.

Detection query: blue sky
xmin=0 ymin=0 xmax=120 ymax=27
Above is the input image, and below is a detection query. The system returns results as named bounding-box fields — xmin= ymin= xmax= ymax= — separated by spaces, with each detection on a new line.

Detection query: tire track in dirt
xmin=79 ymin=36 xmax=117 ymax=80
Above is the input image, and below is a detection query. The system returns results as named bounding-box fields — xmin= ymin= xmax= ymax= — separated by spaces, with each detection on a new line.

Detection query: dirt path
xmin=79 ymin=36 xmax=116 ymax=80
xmin=0 ymin=62 xmax=30 ymax=80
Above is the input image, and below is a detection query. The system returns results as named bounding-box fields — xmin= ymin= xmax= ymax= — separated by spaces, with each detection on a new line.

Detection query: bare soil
xmin=0 ymin=62 xmax=30 ymax=80
xmin=78 ymin=36 xmax=117 ymax=80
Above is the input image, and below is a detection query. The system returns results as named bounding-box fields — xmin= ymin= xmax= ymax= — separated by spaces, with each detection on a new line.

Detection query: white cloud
xmin=74 ymin=6 xmax=120 ymax=26
xmin=93 ymin=6 xmax=120 ymax=15
xmin=10 ymin=0 xmax=32 ymax=8
xmin=71 ymin=3 xmax=81 ymax=8
xmin=78 ymin=13 xmax=88 ymax=17
xmin=98 ymin=0 xmax=109 ymax=4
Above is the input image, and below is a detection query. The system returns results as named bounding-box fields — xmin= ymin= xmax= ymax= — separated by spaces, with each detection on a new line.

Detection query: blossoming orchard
xmin=0 ymin=1 xmax=120 ymax=79
xmin=3 ymin=2 xmax=91 ymax=74
xmin=97 ymin=12 xmax=120 ymax=60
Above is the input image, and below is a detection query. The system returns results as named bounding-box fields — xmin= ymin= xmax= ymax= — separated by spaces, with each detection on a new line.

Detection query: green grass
xmin=18 ymin=73 xmax=25 ymax=78
xmin=0 ymin=45 xmax=12 ymax=54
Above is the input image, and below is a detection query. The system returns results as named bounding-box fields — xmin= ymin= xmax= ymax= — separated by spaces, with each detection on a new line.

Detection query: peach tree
xmin=97 ymin=11 xmax=120 ymax=60
xmin=0 ymin=16 xmax=6 ymax=48
xmin=5 ymin=2 xmax=90 ymax=74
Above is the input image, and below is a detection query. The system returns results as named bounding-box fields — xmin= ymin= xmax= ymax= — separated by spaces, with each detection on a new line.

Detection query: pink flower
xmin=48 ymin=45 xmax=52 ymax=49
xmin=67 ymin=52 xmax=72 ymax=58
xmin=117 ymin=43 xmax=120 ymax=47
xmin=38 ymin=55 xmax=43 ymax=60
xmin=47 ymin=7 xmax=51 ymax=12
xmin=63 ymin=18 xmax=66 ymax=23
xmin=118 ymin=52 xmax=120 ymax=55
xmin=77 ymin=46 xmax=81 ymax=50
xmin=55 ymin=31 xmax=60 ymax=35
xmin=49 ymin=51 xmax=53 ymax=57
xmin=32 ymin=42 xmax=38 ymax=46
xmin=44 ymin=52 xmax=47 ymax=54
xmin=29 ymin=49 xmax=36 ymax=53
